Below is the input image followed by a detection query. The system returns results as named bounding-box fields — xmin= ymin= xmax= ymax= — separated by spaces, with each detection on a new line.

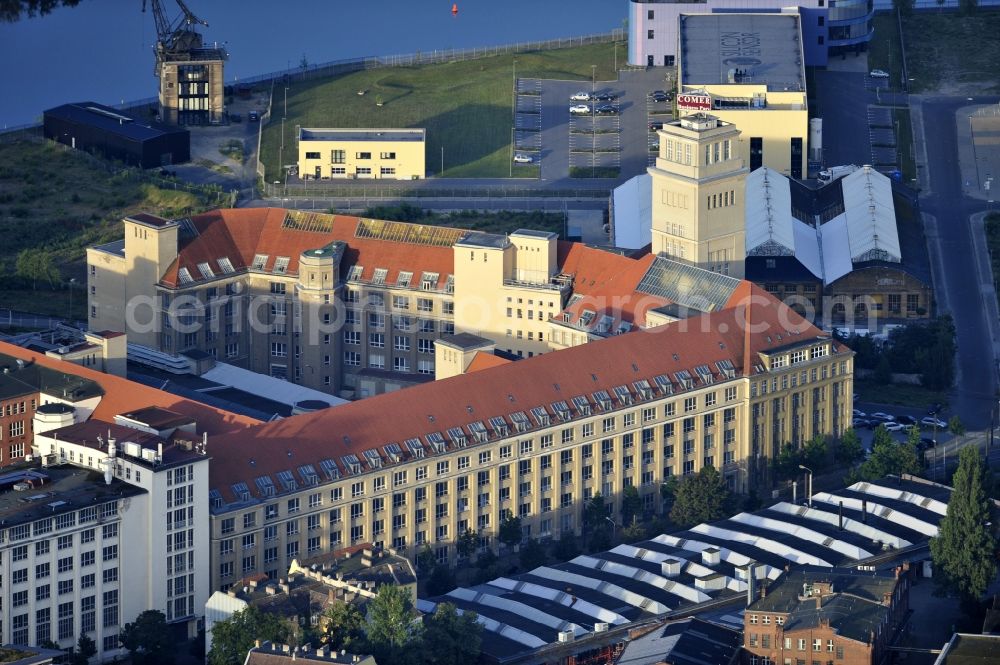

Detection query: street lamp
xmin=604 ymin=516 xmax=617 ymax=541
xmin=798 ymin=465 xmax=813 ymax=508
xmin=68 ymin=278 xmax=76 ymax=324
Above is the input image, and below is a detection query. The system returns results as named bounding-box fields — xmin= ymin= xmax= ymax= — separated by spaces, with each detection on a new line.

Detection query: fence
xmin=875 ymin=0 xmax=1000 ymax=8
xmin=261 ymin=182 xmax=612 ymax=200
xmin=239 ymin=29 xmax=624 ymax=89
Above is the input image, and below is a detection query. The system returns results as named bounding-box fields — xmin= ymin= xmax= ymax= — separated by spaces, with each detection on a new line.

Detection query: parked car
xmin=650 ymin=92 xmax=670 ymax=103
xmin=649 ymin=121 xmax=666 ymax=132
xmin=870 ymin=412 xmax=895 ymax=422
xmin=921 ymin=416 xmax=947 ymax=428
xmin=870 ymin=69 xmax=890 ymax=79
xmin=920 ymin=437 xmax=937 ymax=449
xmin=512 ymin=153 xmax=533 ymax=164
xmin=570 ymin=91 xmax=592 ymax=101
xmin=896 ymin=415 xmax=917 ymax=426
xmin=594 ymin=92 xmax=617 ymax=102
xmin=882 ymin=422 xmax=905 ymax=432
xmin=595 ymin=104 xmax=618 ymax=115
xmin=248 ymin=111 xmax=260 ymax=121
xmin=852 ymin=418 xmax=871 ymax=429
xmin=569 ymin=104 xmax=591 ymax=115
xmin=853 ymin=409 xmax=867 ymax=418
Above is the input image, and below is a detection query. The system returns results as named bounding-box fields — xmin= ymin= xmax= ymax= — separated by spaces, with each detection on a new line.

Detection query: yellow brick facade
xmin=297 ymin=128 xmax=426 ymax=180
xmin=207 ymin=338 xmax=851 ymax=590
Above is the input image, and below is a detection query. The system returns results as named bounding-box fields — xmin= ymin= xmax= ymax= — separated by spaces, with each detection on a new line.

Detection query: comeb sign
xmin=677 ymin=92 xmax=711 ymax=111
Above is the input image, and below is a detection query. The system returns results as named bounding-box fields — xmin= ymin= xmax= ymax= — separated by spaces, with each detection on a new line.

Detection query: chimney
xmin=254 ymin=641 xmax=261 ymax=648
xmin=746 ymin=564 xmax=757 ymax=607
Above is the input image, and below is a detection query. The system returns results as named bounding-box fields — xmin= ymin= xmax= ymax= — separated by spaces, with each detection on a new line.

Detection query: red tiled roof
xmin=208 ymin=285 xmax=842 ymax=502
xmin=162 ymin=209 xmax=454 ymax=290
xmin=556 ymin=244 xmax=669 ymax=328
xmin=465 ymin=352 xmax=512 ymax=373
xmin=0 ymin=343 xmax=258 ymax=435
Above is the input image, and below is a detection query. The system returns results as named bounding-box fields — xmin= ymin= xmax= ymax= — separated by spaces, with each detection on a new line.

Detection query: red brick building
xmin=0 ymin=353 xmax=104 ymax=466
xmin=743 ymin=566 xmax=910 ymax=665
xmin=0 ymin=387 xmax=34 ymax=465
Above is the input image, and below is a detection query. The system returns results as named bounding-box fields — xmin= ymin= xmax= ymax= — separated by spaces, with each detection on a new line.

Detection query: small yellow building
xmin=297 ymin=128 xmax=426 ymax=180
xmin=677 ymin=12 xmax=809 ymax=179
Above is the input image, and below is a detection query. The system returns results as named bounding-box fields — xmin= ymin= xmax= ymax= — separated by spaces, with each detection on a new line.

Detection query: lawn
xmin=868 ymin=14 xmax=904 ymax=91
xmin=893 ymin=107 xmax=916 ymax=182
xmin=854 ymin=378 xmax=948 ymax=410
xmin=899 ymin=10 xmax=1000 ymax=94
xmin=0 ymin=141 xmax=218 ymax=319
xmin=260 ymin=42 xmax=619 ymax=180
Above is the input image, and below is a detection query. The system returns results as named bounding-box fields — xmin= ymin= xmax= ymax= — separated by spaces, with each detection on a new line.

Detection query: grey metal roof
xmin=44 ymin=102 xmax=188 ymax=142
xmin=679 ymin=13 xmax=805 ymax=92
xmin=617 ymin=617 xmax=741 ymax=665
xmin=299 ymin=128 xmax=425 ymax=142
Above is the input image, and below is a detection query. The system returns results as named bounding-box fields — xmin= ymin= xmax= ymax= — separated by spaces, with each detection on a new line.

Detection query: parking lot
xmin=812 ymin=69 xmax=902 ymax=176
xmin=514 ymin=68 xmax=671 ymax=181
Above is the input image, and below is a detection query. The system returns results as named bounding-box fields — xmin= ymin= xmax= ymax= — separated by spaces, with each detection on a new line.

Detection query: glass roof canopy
xmin=637 ymin=256 xmax=740 ymax=312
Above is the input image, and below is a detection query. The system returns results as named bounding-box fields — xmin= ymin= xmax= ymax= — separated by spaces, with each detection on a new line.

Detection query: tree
xmin=960 ymin=0 xmax=978 ymax=14
xmin=583 ymin=493 xmax=608 ymax=531
xmin=498 ymin=510 xmax=523 ymax=550
xmin=70 ymin=634 xmax=97 ymax=665
xmin=319 ymin=602 xmax=365 ymax=652
xmin=552 ymin=536 xmax=580 ymax=562
xmin=367 ymin=584 xmax=421 ymax=663
xmin=873 ymin=355 xmax=893 ymax=385
xmin=670 ymin=465 xmax=730 ymax=528
xmin=426 ymin=564 xmax=457 ymax=597
xmin=208 ymin=606 xmax=288 ymax=665
xmin=518 ymin=537 xmax=547 ymax=571
xmin=835 ymin=428 xmax=864 ymax=465
xmin=772 ymin=443 xmax=803 ymax=481
xmin=620 ymin=484 xmax=643 ymax=526
xmin=416 ymin=544 xmax=437 ymax=575
xmin=15 ymin=248 xmax=60 ymax=289
xmin=803 ymin=434 xmax=829 ymax=471
xmin=930 ymin=446 xmax=997 ymax=600
xmin=119 ymin=610 xmax=173 ymax=665
xmin=456 ymin=528 xmax=478 ymax=560
xmin=0 ymin=0 xmax=83 ymax=22
xmin=621 ymin=520 xmax=648 ymax=543
xmin=583 ymin=493 xmax=612 ymax=551
xmin=420 ymin=602 xmax=483 ymax=665
xmin=854 ymin=430 xmax=921 ymax=482
xmin=949 ymin=416 xmax=966 ymax=436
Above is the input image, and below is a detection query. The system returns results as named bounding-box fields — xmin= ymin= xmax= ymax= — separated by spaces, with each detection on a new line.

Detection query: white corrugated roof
xmin=840 ymin=166 xmax=901 ymax=263
xmin=745 ymin=167 xmax=796 ymax=253
xmin=612 ymin=174 xmax=652 ymax=250
xmin=201 ymin=363 xmax=348 ymax=409
xmin=792 ymin=216 xmax=824 ymax=280
xmin=819 ymin=214 xmax=855 ymax=284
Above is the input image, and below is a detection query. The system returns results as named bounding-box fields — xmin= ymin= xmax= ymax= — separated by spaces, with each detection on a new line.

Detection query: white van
xmin=818 ymin=164 xmax=860 ymax=183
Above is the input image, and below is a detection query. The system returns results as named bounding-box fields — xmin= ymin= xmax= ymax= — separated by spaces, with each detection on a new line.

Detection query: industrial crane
xmin=142 ymin=0 xmax=210 ymax=76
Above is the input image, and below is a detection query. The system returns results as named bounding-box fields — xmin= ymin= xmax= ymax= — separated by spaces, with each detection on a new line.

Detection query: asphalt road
xmin=919 ymin=96 xmax=1000 ymax=429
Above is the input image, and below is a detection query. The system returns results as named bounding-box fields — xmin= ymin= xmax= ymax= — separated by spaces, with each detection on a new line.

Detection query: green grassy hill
xmin=0 ymin=141 xmax=216 ymax=319
xmin=261 ymin=42 xmax=620 ymax=180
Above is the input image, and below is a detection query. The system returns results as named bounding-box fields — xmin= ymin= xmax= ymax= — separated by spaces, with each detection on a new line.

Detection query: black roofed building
xmin=617 ymin=617 xmax=742 ymax=665
xmin=742 ymin=566 xmax=910 ymax=665
xmin=43 ymin=101 xmax=190 ymax=169
xmin=744 ymin=166 xmax=932 ymax=325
